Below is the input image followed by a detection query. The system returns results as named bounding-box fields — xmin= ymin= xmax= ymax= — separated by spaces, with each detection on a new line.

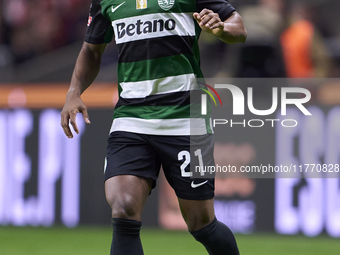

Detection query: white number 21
xmin=178 ymin=149 xmax=205 ymax=177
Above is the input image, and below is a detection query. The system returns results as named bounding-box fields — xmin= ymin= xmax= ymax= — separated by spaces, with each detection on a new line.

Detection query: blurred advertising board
xmin=0 ymin=84 xmax=117 ymax=227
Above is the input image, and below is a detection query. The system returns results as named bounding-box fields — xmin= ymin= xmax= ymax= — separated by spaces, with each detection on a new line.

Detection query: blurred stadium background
xmin=1 ymin=0 xmax=340 ymax=254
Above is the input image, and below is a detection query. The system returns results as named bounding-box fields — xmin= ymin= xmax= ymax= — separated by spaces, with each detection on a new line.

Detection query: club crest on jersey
xmin=137 ymin=0 xmax=147 ymax=9
xmin=158 ymin=0 xmax=175 ymax=11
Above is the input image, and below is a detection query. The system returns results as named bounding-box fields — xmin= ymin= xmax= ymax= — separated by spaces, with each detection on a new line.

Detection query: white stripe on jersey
xmin=112 ymin=12 xmax=195 ymax=45
xmin=119 ymin=73 xmax=196 ymax=99
xmin=109 ymin=117 xmax=208 ymax=135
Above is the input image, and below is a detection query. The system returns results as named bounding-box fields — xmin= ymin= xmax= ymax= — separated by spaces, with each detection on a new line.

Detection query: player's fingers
xmin=210 ymin=21 xmax=224 ymax=29
xmin=62 ymin=125 xmax=73 ymax=139
xmin=194 ymin=9 xmax=213 ymax=25
xmin=81 ymin=107 xmax=91 ymax=124
xmin=204 ymin=16 xmax=222 ymax=29
xmin=198 ymin=8 xmax=213 ymax=19
xmin=60 ymin=112 xmax=73 ymax=138
xmin=70 ymin=109 xmax=79 ymax=134
xmin=199 ymin=12 xmax=219 ymax=27
xmin=193 ymin=12 xmax=201 ymax=22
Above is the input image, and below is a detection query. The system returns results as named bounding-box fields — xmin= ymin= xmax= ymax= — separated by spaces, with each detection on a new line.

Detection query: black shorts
xmin=104 ymin=131 xmax=215 ymax=200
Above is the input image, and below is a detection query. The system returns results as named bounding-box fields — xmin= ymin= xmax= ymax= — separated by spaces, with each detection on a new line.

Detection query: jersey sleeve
xmin=84 ymin=0 xmax=113 ymax=44
xmin=196 ymin=0 xmax=236 ymax=21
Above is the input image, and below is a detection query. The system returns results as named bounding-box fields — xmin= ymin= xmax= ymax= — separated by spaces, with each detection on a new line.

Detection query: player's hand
xmin=60 ymin=90 xmax=91 ymax=138
xmin=193 ymin=9 xmax=224 ymax=37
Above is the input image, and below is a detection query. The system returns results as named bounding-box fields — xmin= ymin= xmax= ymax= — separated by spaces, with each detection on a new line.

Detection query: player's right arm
xmin=61 ymin=42 xmax=106 ymax=138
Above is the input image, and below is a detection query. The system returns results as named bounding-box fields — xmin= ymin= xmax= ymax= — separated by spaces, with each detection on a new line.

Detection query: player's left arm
xmin=193 ymin=9 xmax=247 ymax=44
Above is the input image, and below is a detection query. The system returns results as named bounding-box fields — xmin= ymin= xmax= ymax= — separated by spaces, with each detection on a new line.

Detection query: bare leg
xmin=105 ymin=175 xmax=152 ymax=255
xmin=178 ymin=198 xmax=215 ymax=231
xmin=105 ymin=175 xmax=152 ymax=220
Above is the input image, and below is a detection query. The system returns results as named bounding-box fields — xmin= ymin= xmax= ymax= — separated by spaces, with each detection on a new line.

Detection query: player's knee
xmin=109 ymin=194 xmax=141 ymax=219
xmin=184 ymin=213 xmax=213 ymax=232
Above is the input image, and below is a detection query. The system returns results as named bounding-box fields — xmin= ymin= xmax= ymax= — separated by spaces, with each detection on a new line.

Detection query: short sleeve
xmin=196 ymin=0 xmax=236 ymax=21
xmin=84 ymin=0 xmax=114 ymax=44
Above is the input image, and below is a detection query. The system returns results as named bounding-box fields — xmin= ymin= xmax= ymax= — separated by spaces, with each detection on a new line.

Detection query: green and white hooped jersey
xmin=85 ymin=0 xmax=235 ymax=135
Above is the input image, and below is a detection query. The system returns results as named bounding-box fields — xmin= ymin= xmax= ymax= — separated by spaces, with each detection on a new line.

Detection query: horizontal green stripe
xmin=113 ymin=104 xmax=205 ymax=119
xmin=113 ymin=105 xmax=189 ymax=119
xmin=117 ymin=54 xmax=202 ymax=83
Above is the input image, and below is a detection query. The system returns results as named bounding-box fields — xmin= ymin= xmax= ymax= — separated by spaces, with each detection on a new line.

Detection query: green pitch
xmin=0 ymin=226 xmax=339 ymax=255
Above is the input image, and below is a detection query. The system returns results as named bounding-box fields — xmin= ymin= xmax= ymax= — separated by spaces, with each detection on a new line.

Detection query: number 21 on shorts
xmin=178 ymin=149 xmax=205 ymax=177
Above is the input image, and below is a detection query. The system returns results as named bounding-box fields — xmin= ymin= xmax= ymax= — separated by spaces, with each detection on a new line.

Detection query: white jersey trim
xmin=119 ymin=73 xmax=196 ymax=99
xmin=109 ymin=117 xmax=208 ymax=135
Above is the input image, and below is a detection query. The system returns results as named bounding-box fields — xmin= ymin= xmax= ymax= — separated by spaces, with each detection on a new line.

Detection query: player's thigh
xmin=105 ymin=175 xmax=153 ymax=220
xmin=104 ymin=131 xmax=161 ymax=220
xmin=178 ymin=198 xmax=215 ymax=231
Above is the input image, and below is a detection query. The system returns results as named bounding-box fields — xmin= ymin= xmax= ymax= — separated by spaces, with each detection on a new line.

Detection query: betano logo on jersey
xmin=116 ymin=18 xmax=176 ymax=39
xmin=158 ymin=0 xmax=175 ymax=11
xmin=112 ymin=13 xmax=195 ymax=44
xmin=137 ymin=0 xmax=147 ymax=9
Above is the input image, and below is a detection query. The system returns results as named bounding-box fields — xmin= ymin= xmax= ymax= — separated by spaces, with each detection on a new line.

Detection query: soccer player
xmin=61 ymin=1 xmax=247 ymax=254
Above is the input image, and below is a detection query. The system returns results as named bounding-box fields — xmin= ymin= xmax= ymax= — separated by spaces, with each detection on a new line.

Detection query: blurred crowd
xmin=0 ymin=0 xmax=88 ymax=64
xmin=236 ymin=0 xmax=336 ymax=78
xmin=0 ymin=0 xmax=340 ymax=79
xmin=200 ymin=0 xmax=339 ymax=78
